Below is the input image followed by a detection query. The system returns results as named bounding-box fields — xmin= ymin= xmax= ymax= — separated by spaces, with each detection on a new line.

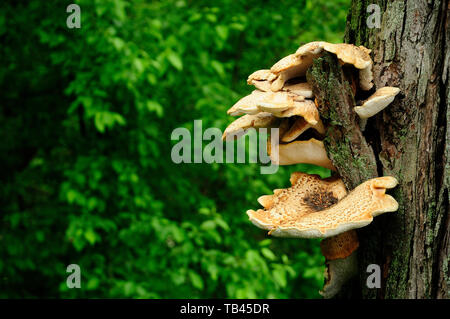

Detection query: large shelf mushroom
xmin=222 ymin=41 xmax=401 ymax=298
xmin=247 ymin=172 xmax=398 ymax=297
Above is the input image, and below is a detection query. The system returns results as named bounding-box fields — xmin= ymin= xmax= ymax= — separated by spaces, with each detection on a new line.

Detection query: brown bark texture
xmin=312 ymin=0 xmax=449 ymax=298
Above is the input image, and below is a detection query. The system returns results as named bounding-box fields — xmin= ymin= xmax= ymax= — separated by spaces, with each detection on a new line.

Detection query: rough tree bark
xmin=311 ymin=0 xmax=449 ymax=298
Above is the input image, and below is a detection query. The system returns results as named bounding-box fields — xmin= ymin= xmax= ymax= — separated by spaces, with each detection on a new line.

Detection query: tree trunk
xmin=336 ymin=0 xmax=449 ymax=298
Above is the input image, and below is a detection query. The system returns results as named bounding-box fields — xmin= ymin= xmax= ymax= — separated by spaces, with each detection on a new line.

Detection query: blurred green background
xmin=0 ymin=0 xmax=349 ymax=298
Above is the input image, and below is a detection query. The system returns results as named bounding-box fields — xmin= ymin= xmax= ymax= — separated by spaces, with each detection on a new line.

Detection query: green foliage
xmin=0 ymin=0 xmax=349 ymax=298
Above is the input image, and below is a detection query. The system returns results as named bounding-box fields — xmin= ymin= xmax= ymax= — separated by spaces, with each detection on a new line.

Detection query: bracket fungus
xmin=247 ymin=173 xmax=398 ymax=239
xmin=222 ymin=41 xmax=401 ymax=298
xmin=257 ymin=41 xmax=375 ymax=93
xmin=354 ymin=87 xmax=401 ymax=130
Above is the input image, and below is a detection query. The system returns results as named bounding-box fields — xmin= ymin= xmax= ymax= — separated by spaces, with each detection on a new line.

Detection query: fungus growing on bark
xmin=227 ymin=90 xmax=305 ymax=116
xmin=280 ymin=117 xmax=325 ymax=143
xmin=270 ymin=100 xmax=319 ymax=124
xmin=354 ymin=87 xmax=401 ymax=129
xmin=222 ymin=41 xmax=401 ymax=298
xmin=268 ymin=139 xmax=335 ymax=170
xmin=283 ymin=82 xmax=314 ymax=98
xmin=263 ymin=42 xmax=374 ymax=92
xmin=247 ymin=69 xmax=276 ymax=92
xmin=247 ymin=172 xmax=398 ymax=298
xmin=222 ymin=112 xmax=279 ymax=141
xmin=247 ymin=173 xmax=398 ymax=238
xmin=227 ymin=90 xmax=267 ymax=116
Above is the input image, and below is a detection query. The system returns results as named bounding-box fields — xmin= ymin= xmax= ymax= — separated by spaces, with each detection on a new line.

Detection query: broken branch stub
xmin=306 ymin=53 xmax=378 ymax=189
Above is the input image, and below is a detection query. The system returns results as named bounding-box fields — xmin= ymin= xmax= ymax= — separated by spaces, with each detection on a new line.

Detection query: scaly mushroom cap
xmin=281 ymin=117 xmax=325 ymax=143
xmin=222 ymin=112 xmax=279 ymax=141
xmin=268 ymin=138 xmax=335 ymax=169
xmin=247 ymin=173 xmax=399 ymax=239
xmin=354 ymin=87 xmax=401 ymax=119
xmin=320 ymin=230 xmax=359 ymax=260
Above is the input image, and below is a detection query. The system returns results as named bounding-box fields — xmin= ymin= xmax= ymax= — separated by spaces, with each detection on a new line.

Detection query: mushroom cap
xmin=321 ymin=43 xmax=374 ymax=91
xmin=270 ymin=53 xmax=322 ymax=92
xmin=247 ymin=173 xmax=399 ymax=239
xmin=270 ymin=42 xmax=326 ymax=92
xmin=227 ymin=90 xmax=304 ymax=116
xmin=268 ymin=138 xmax=334 ymax=169
xmin=272 ymin=100 xmax=319 ymax=125
xmin=268 ymin=42 xmax=374 ymax=92
xmin=244 ymin=42 xmax=375 ymax=93
xmin=250 ymin=80 xmax=273 ymax=92
xmin=283 ymin=82 xmax=314 ymax=98
xmin=270 ymin=54 xmax=303 ymax=74
xmin=247 ymin=69 xmax=277 ymax=92
xmin=295 ymin=41 xmax=326 ymax=56
xmin=247 ymin=69 xmax=274 ymax=83
xmin=256 ymin=91 xmax=295 ymax=113
xmin=222 ymin=112 xmax=279 ymax=141
xmin=320 ymin=230 xmax=359 ymax=260
xmin=281 ymin=117 xmax=325 ymax=143
xmin=354 ymin=86 xmax=401 ymax=119
xmin=321 ymin=43 xmax=372 ymax=69
xmin=227 ymin=90 xmax=267 ymax=116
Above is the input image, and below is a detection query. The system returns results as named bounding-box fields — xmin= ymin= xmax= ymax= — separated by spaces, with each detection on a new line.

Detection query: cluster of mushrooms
xmin=223 ymin=42 xmax=401 ymax=298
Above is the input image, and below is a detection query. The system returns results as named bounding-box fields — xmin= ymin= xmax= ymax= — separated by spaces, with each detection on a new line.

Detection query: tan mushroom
xmin=321 ymin=43 xmax=372 ymax=70
xmin=295 ymin=41 xmax=326 ymax=56
xmin=247 ymin=172 xmax=399 ymax=298
xmin=270 ymin=47 xmax=323 ymax=91
xmin=321 ymin=43 xmax=374 ymax=91
xmin=281 ymin=117 xmax=325 ymax=143
xmin=225 ymin=41 xmax=400 ymax=299
xmin=354 ymin=86 xmax=400 ymax=130
xmin=354 ymin=87 xmax=401 ymax=119
xmin=269 ymin=42 xmax=374 ymax=92
xmin=222 ymin=112 xmax=279 ymax=141
xmin=268 ymin=138 xmax=335 ymax=170
xmin=282 ymin=82 xmax=314 ymax=98
xmin=227 ymin=90 xmax=267 ymax=116
xmin=246 ymin=172 xmax=399 ymax=238
xmin=247 ymin=69 xmax=277 ymax=92
xmin=256 ymin=91 xmax=295 ymax=113
xmin=227 ymin=90 xmax=304 ymax=116
xmin=271 ymin=100 xmax=319 ymax=125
